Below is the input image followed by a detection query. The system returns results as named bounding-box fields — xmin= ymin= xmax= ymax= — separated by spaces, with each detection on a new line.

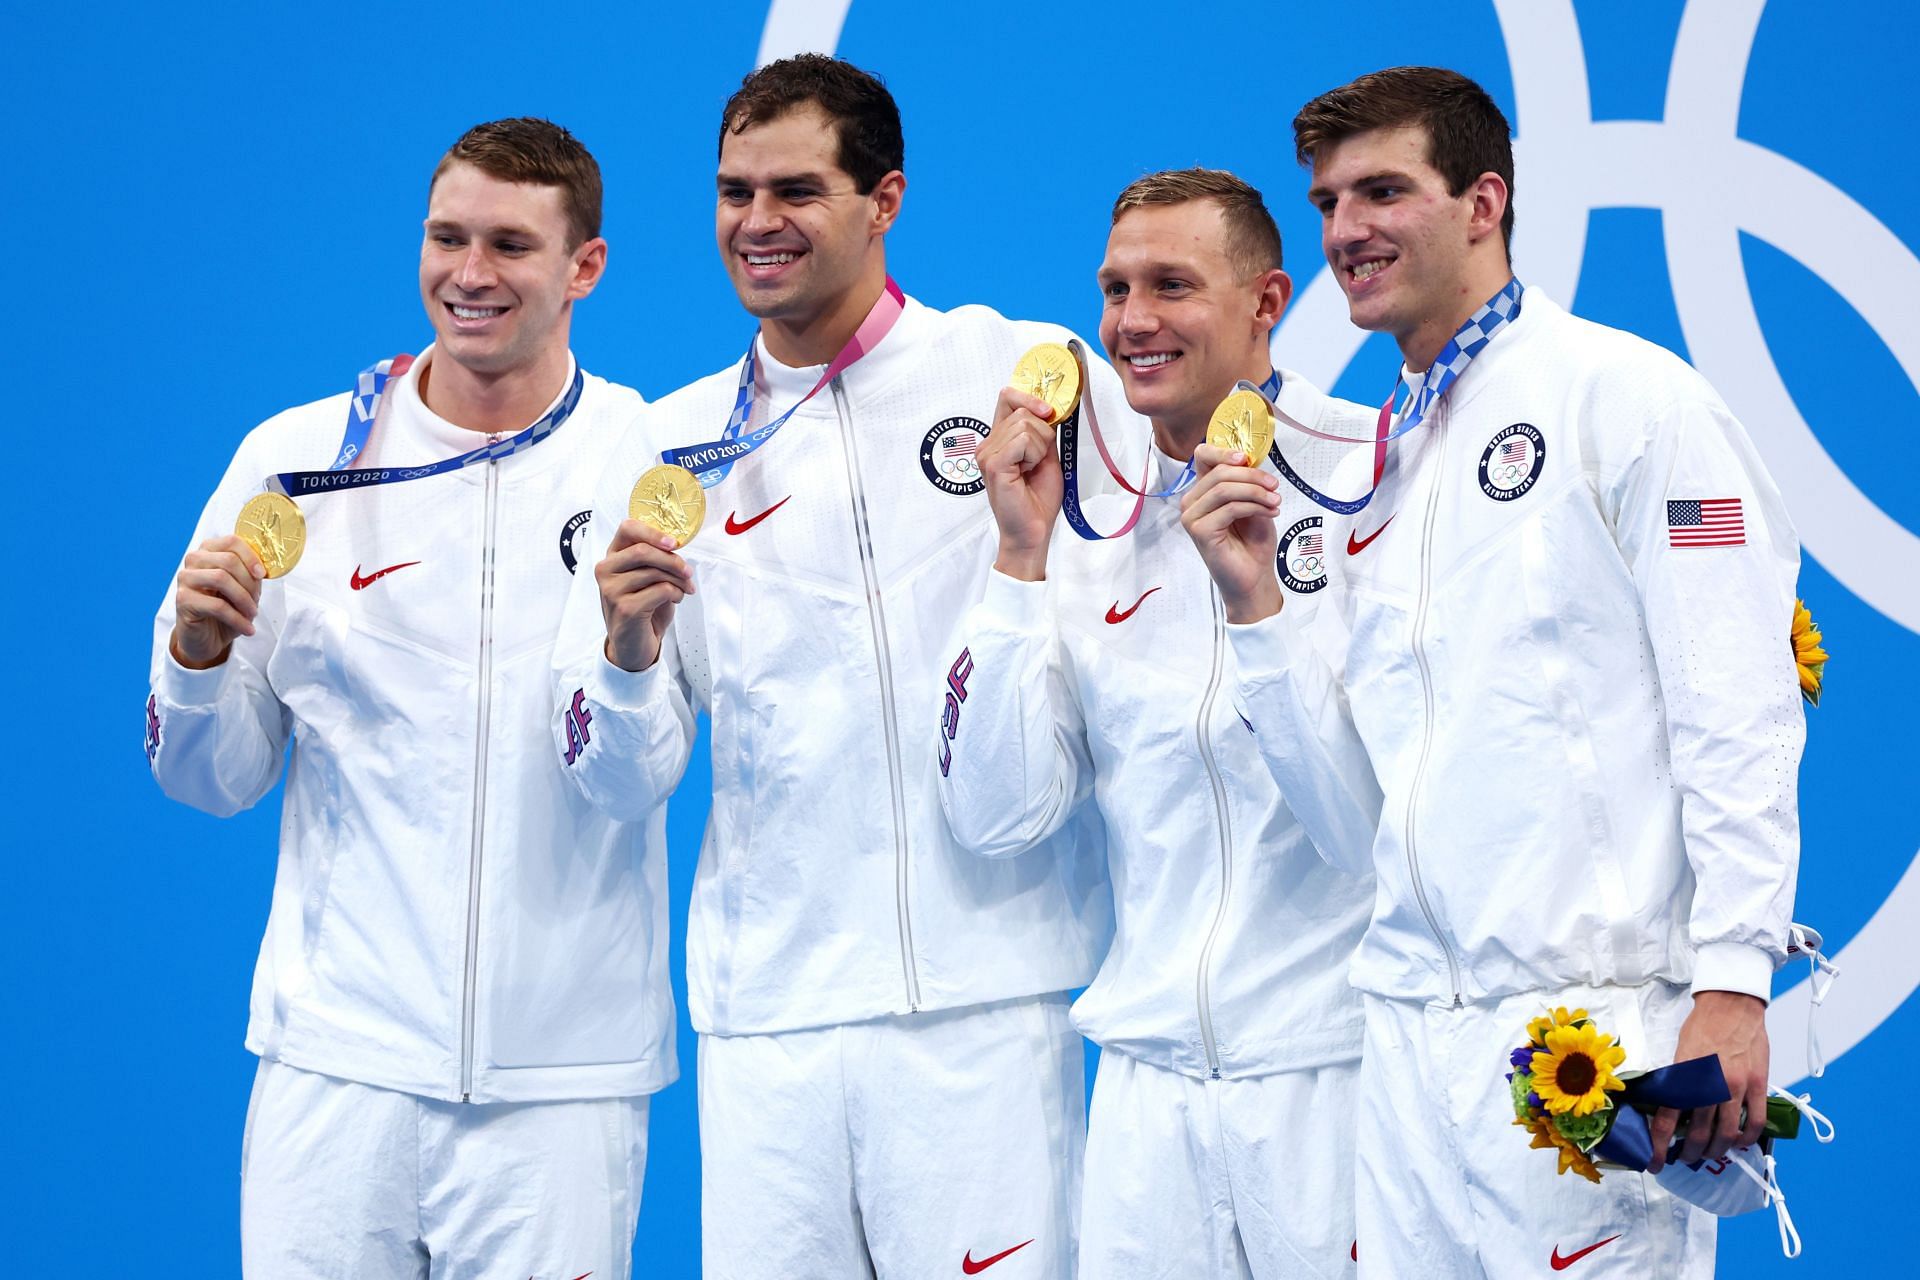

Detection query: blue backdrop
xmin=5 ymin=0 xmax=1913 ymax=1271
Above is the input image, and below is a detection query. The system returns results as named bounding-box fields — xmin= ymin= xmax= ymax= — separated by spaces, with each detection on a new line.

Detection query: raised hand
xmin=171 ymin=535 xmax=267 ymax=669
xmin=1180 ymin=442 xmax=1284 ymax=624
xmin=978 ymin=385 xmax=1064 ymax=582
xmin=597 ymin=519 xmax=697 ymax=673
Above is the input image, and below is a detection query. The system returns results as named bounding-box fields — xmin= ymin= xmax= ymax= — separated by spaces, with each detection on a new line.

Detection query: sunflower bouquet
xmin=1791 ymin=599 xmax=1827 ymax=707
xmin=1506 ymin=1007 xmax=1802 ymax=1184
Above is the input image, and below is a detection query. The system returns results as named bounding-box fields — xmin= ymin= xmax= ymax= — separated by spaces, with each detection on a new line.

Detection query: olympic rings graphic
xmin=756 ymin=0 xmax=1919 ymax=1083
xmin=1291 ymin=554 xmax=1324 ymax=577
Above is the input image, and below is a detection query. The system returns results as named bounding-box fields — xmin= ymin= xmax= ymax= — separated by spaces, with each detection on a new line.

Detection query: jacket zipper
xmin=1404 ymin=405 xmax=1464 ymax=1006
xmin=1194 ymin=587 xmax=1235 ymax=1077
xmin=459 ymin=455 xmax=501 ymax=1098
xmin=828 ymin=379 xmax=922 ymax=1010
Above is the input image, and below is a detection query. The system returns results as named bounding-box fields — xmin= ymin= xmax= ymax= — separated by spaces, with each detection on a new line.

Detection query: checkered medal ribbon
xmin=268 ymin=358 xmax=584 ymax=498
xmin=1398 ymin=276 xmax=1524 ymax=434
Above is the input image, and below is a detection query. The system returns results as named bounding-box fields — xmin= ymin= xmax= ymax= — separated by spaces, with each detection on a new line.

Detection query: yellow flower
xmin=1530 ymin=1023 xmax=1627 ymax=1117
xmin=1522 ymin=1115 xmax=1604 ymax=1183
xmin=1525 ymin=1006 xmax=1590 ymax=1049
xmin=1791 ymin=599 xmax=1827 ymax=707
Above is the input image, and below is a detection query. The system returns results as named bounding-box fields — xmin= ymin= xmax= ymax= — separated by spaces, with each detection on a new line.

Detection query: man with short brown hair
xmin=149 ymin=117 xmax=672 ymax=1278
xmin=555 ymin=56 xmax=1137 ymax=1279
xmin=939 ymin=165 xmax=1376 ymax=1278
xmin=1183 ymin=66 xmax=1803 ymax=1276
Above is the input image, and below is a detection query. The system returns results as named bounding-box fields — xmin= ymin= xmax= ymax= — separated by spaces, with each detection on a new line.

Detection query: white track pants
xmin=1080 ymin=1051 xmax=1360 ymax=1279
xmin=1356 ymin=982 xmax=1715 ymax=1279
xmin=697 ymin=995 xmax=1084 ymax=1279
xmin=240 ymin=1058 xmax=649 ymax=1280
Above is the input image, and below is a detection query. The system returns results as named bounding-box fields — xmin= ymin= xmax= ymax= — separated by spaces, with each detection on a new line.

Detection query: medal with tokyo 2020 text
xmin=629 ymin=464 xmax=706 ymax=546
xmin=1206 ymin=387 xmax=1275 ymax=464
xmin=1010 ymin=342 xmax=1083 ymax=424
xmin=235 ymin=493 xmax=307 ymax=577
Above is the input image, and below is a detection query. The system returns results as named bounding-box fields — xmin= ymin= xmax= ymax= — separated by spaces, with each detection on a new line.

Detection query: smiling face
xmin=1098 ymin=200 xmax=1290 ymax=454
xmin=419 ymin=161 xmax=604 ymax=382
xmin=715 ymin=105 xmax=902 ymax=364
xmin=1308 ymin=124 xmax=1508 ymax=370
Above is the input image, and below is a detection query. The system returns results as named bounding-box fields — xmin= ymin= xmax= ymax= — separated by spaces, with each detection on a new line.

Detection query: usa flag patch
xmin=1668 ymin=498 xmax=1745 ymax=548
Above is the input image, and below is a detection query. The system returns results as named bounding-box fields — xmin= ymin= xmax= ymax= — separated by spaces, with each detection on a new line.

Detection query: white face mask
xmin=1653 ymin=1087 xmax=1834 ymax=1258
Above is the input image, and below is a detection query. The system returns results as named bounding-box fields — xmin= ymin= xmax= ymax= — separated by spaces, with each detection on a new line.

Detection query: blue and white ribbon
xmin=1273 ymin=275 xmax=1525 ymax=515
xmin=266 ymin=356 xmax=583 ymax=498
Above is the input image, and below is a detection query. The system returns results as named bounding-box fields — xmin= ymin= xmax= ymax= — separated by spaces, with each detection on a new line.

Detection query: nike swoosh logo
xmin=725 ymin=495 xmax=791 ymax=535
xmin=350 ymin=561 xmax=421 ymax=591
xmin=1346 ymin=516 xmax=1394 ymax=556
xmin=1105 ymin=586 xmax=1160 ymax=624
xmin=962 ymin=1240 xmax=1033 ymax=1274
xmin=1550 ymin=1235 xmax=1620 ymax=1270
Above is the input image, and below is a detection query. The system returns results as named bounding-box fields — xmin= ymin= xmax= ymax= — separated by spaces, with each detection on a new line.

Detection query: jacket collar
xmin=751 ymin=295 xmax=933 ymax=416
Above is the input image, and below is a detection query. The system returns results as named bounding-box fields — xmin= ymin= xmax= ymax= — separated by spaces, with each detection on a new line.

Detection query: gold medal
xmin=1011 ymin=343 xmax=1083 ymax=424
xmin=629 ymin=463 xmax=706 ymax=547
xmin=1206 ymin=388 xmax=1275 ymax=464
xmin=234 ymin=492 xmax=307 ymax=578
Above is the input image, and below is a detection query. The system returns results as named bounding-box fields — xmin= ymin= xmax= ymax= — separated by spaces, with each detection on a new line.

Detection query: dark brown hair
xmin=718 ymin=54 xmax=904 ymax=194
xmin=1293 ymin=66 xmax=1515 ymax=253
xmin=431 ymin=117 xmax=602 ymax=249
xmin=1111 ymin=167 xmax=1284 ymax=279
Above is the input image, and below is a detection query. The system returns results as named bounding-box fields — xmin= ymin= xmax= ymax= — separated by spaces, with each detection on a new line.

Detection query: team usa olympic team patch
xmin=558 ymin=509 xmax=593 ymax=573
xmin=1277 ymin=515 xmax=1328 ymax=593
xmin=920 ymin=417 xmax=992 ymax=495
xmin=1478 ymin=423 xmax=1545 ymax=501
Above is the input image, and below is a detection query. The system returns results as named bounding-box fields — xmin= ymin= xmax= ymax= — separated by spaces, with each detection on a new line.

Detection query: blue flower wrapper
xmin=1593 ymin=1055 xmax=1731 ymax=1169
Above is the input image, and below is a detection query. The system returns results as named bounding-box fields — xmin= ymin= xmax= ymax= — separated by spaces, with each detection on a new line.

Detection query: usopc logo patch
xmin=1277 ymin=516 xmax=1328 ymax=593
xmin=920 ymin=417 xmax=991 ymax=496
xmin=559 ymin=509 xmax=593 ymax=574
xmin=1478 ymin=423 xmax=1545 ymax=502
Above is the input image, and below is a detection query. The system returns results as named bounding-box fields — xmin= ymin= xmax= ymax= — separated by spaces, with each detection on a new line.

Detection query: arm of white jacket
xmin=550 ymin=446 xmax=698 ymax=823
xmin=1613 ymin=394 xmax=1803 ymax=1003
xmin=147 ymin=443 xmax=293 ymax=818
xmin=1229 ymin=596 xmax=1382 ymax=877
xmin=935 ymin=570 xmax=1094 ymax=859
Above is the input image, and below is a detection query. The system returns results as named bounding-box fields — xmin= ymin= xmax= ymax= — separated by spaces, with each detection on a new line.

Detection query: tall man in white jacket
xmin=554 ymin=56 xmax=1130 ymax=1279
xmin=148 ymin=119 xmax=673 ymax=1279
xmin=1181 ymin=67 xmax=1804 ymax=1277
xmin=938 ymin=168 xmax=1377 ymax=1278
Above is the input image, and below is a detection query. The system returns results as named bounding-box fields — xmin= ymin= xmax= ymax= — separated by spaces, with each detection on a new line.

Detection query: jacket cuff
xmin=156 ymin=648 xmax=234 ymax=707
xmin=1691 ymin=941 xmax=1775 ymax=1004
xmin=977 ymin=569 xmax=1049 ymax=632
xmin=589 ymin=649 xmax=667 ymax=711
xmin=1226 ymin=610 xmax=1296 ymax=682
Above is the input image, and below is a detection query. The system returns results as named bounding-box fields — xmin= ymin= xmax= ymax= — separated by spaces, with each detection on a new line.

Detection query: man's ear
xmin=568 ymin=237 xmax=609 ymax=300
xmin=868 ymin=170 xmax=907 ymax=237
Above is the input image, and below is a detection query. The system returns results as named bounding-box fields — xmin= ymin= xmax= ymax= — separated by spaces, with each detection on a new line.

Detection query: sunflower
xmin=1529 ymin=1023 xmax=1626 ymax=1116
xmin=1791 ymin=599 xmax=1827 ymax=707
xmin=1524 ymin=1115 xmax=1603 ymax=1183
xmin=1525 ymin=1006 xmax=1590 ymax=1049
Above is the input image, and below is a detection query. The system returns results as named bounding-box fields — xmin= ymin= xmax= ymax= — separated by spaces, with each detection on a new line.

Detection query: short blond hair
xmin=1110 ymin=168 xmax=1283 ymax=280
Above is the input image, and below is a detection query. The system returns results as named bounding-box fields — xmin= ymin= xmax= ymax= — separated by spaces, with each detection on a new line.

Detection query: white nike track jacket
xmin=553 ymin=296 xmax=1140 ymax=1036
xmin=935 ymin=371 xmax=1377 ymax=1079
xmin=148 ymin=350 xmax=677 ymax=1103
xmin=1233 ymin=293 xmax=1805 ymax=1008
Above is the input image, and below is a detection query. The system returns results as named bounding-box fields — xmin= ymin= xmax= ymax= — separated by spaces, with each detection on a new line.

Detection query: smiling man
xmin=1180 ymin=67 xmax=1804 ymax=1276
xmin=937 ymin=168 xmax=1378 ymax=1278
xmin=147 ymin=119 xmax=673 ymax=1278
xmin=552 ymin=55 xmax=1139 ymax=1279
